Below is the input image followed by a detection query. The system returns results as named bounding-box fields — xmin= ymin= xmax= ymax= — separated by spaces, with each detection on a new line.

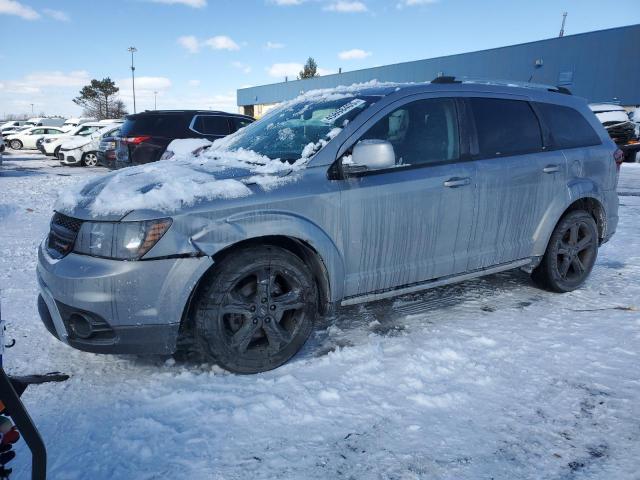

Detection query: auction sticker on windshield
xmin=321 ymin=99 xmax=367 ymax=124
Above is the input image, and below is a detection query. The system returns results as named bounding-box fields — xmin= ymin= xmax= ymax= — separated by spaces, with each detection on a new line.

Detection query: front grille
xmin=47 ymin=212 xmax=83 ymax=258
xmin=605 ymin=121 xmax=636 ymax=145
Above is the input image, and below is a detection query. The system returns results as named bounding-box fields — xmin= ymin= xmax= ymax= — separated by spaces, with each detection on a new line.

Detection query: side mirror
xmin=347 ymin=139 xmax=396 ymax=172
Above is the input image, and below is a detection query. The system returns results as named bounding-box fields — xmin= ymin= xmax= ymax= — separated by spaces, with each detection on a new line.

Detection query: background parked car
xmin=4 ymin=126 xmax=66 ymax=150
xmin=115 ymin=110 xmax=254 ymax=168
xmin=0 ymin=120 xmax=25 ymax=132
xmin=39 ymin=122 xmax=117 ymax=157
xmin=590 ymin=103 xmax=640 ymax=162
xmin=62 ymin=117 xmax=97 ymax=131
xmin=0 ymin=132 xmax=4 ymax=166
xmin=97 ymin=134 xmax=120 ymax=169
xmin=58 ymin=124 xmax=121 ymax=167
xmin=23 ymin=117 xmax=65 ymax=127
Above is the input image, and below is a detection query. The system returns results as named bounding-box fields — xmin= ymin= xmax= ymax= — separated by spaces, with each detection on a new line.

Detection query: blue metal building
xmin=237 ymin=24 xmax=640 ymax=116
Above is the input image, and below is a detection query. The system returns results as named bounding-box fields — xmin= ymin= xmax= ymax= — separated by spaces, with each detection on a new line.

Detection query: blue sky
xmin=1 ymin=0 xmax=638 ymax=117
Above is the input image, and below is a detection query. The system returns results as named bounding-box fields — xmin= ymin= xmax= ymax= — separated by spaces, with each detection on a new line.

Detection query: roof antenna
xmin=559 ymin=12 xmax=567 ymax=37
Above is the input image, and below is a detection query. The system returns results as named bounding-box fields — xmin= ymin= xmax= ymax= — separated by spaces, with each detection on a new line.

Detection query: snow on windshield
xmin=54 ymin=81 xmax=393 ymax=217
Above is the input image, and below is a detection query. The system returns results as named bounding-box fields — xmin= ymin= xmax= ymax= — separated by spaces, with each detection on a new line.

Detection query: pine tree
xmin=73 ymin=78 xmax=127 ymax=119
xmin=298 ymin=57 xmax=319 ymax=79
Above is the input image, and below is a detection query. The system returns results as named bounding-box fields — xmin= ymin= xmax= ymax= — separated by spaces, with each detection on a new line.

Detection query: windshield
xmin=218 ymin=95 xmax=377 ymax=161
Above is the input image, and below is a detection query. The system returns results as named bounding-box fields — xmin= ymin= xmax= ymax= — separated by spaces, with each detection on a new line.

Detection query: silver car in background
xmin=37 ymin=80 xmax=620 ymax=373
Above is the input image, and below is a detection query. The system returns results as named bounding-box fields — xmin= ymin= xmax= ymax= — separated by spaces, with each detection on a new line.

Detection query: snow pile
xmin=164 ymin=138 xmax=213 ymax=159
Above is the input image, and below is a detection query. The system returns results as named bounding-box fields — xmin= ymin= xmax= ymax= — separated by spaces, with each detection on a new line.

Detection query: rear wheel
xmin=531 ymin=210 xmax=598 ymax=292
xmin=194 ymin=246 xmax=318 ymax=374
xmin=9 ymin=139 xmax=22 ymax=150
xmin=82 ymin=152 xmax=98 ymax=167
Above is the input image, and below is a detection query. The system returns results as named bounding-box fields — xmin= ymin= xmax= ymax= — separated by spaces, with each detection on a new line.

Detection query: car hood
xmin=54 ymin=149 xmax=306 ymax=221
xmin=60 ymin=137 xmax=92 ymax=150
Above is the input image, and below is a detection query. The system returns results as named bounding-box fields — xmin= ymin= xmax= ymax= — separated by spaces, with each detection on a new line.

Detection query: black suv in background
xmin=115 ymin=110 xmax=254 ymax=168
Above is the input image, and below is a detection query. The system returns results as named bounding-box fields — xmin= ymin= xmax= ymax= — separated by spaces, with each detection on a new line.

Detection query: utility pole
xmin=154 ymin=91 xmax=158 ymax=110
xmin=559 ymin=12 xmax=567 ymax=37
xmin=128 ymin=46 xmax=138 ymax=113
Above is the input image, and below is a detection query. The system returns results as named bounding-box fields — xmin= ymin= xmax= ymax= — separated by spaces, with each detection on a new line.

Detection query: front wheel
xmin=9 ymin=139 xmax=22 ymax=150
xmin=82 ymin=152 xmax=98 ymax=167
xmin=531 ymin=210 xmax=598 ymax=292
xmin=194 ymin=246 xmax=318 ymax=374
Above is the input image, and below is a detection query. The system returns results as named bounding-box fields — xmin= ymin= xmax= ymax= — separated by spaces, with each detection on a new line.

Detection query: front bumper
xmin=58 ymin=148 xmax=82 ymax=165
xmin=36 ymin=240 xmax=213 ymax=355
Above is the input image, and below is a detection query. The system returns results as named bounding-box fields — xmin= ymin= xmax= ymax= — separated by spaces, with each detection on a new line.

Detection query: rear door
xmin=338 ymin=95 xmax=477 ymax=297
xmin=465 ymin=96 xmax=567 ymax=269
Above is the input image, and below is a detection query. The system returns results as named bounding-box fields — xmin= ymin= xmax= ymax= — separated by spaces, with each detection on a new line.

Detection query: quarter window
xmin=469 ymin=98 xmax=543 ymax=157
xmin=192 ymin=116 xmax=231 ymax=136
xmin=534 ymin=102 xmax=601 ymax=149
xmin=358 ymin=98 xmax=460 ymax=167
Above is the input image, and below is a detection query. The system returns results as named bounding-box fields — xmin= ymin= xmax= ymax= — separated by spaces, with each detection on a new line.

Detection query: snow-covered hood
xmin=55 ymin=149 xmax=305 ymax=220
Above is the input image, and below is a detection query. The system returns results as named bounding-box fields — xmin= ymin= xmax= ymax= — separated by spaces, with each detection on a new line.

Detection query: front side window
xmin=469 ymin=98 xmax=543 ymax=158
xmin=32 ymin=129 xmax=45 ymax=135
xmin=357 ymin=98 xmax=460 ymax=167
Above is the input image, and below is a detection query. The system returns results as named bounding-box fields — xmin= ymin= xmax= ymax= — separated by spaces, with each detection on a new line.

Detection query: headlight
xmin=73 ymin=219 xmax=172 ymax=260
xmin=44 ymin=138 xmax=56 ymax=144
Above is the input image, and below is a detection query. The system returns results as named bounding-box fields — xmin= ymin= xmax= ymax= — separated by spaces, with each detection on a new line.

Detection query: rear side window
xmin=534 ymin=102 xmax=601 ymax=149
xmin=120 ymin=114 xmax=186 ymax=137
xmin=192 ymin=115 xmax=232 ymax=136
xmin=470 ymin=98 xmax=543 ymax=157
xmin=232 ymin=117 xmax=253 ymax=131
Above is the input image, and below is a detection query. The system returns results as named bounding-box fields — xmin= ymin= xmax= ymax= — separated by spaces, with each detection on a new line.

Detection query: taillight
xmin=123 ymin=135 xmax=151 ymax=145
xmin=614 ymin=148 xmax=624 ymax=173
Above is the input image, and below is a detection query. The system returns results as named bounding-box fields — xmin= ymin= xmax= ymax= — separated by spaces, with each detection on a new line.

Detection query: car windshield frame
xmin=216 ymin=95 xmax=380 ymax=162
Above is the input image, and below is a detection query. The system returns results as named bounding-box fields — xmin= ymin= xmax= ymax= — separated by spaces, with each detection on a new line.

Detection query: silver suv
xmin=37 ymin=80 xmax=620 ymax=373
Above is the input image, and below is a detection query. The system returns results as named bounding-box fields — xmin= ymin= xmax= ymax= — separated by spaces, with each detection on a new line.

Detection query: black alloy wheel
xmin=194 ymin=246 xmax=317 ymax=373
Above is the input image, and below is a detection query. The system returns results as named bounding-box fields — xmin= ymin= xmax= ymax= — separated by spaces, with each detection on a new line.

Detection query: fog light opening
xmin=68 ymin=314 xmax=93 ymax=339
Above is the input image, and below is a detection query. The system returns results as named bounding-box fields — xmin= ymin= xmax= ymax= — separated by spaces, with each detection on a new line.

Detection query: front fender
xmin=190 ymin=210 xmax=346 ymax=303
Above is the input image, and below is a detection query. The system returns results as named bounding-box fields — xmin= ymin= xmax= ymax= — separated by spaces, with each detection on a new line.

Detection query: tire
xmin=9 ymin=139 xmax=22 ymax=150
xmin=82 ymin=152 xmax=98 ymax=167
xmin=531 ymin=210 xmax=599 ymax=293
xmin=193 ymin=246 xmax=318 ymax=374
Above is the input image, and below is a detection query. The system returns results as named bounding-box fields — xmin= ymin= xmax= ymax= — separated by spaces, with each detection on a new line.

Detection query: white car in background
xmin=61 ymin=117 xmax=97 ymax=131
xmin=23 ymin=117 xmax=65 ymax=127
xmin=0 ymin=132 xmax=4 ymax=166
xmin=4 ymin=126 xmax=66 ymax=150
xmin=58 ymin=124 xmax=122 ymax=167
xmin=40 ymin=122 xmax=113 ymax=157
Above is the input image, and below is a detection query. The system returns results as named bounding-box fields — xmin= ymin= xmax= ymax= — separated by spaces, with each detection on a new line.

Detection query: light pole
xmin=154 ymin=91 xmax=158 ymax=110
xmin=128 ymin=46 xmax=137 ymax=113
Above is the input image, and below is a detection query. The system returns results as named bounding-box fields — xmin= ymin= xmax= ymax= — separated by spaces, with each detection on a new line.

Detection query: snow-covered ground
xmin=1 ymin=150 xmax=639 ymax=479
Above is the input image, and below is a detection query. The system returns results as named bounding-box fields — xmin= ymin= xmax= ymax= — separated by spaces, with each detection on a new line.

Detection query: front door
xmin=338 ymin=97 xmax=477 ymax=298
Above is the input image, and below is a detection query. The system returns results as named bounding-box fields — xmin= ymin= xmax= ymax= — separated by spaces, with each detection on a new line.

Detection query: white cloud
xmin=397 ymin=0 xmax=437 ymax=8
xmin=267 ymin=63 xmax=303 ymax=79
xmin=232 ymin=61 xmax=252 ymax=74
xmin=42 ymin=8 xmax=69 ymax=21
xmin=204 ymin=35 xmax=240 ymax=51
xmin=0 ymin=70 xmax=91 ymax=94
xmin=324 ymin=1 xmax=367 ymax=12
xmin=149 ymin=0 xmax=207 ymax=7
xmin=338 ymin=48 xmax=372 ymax=60
xmin=178 ymin=35 xmax=200 ymax=53
xmin=271 ymin=0 xmax=304 ymax=5
xmin=265 ymin=41 xmax=285 ymax=50
xmin=188 ymin=79 xmax=201 ymax=87
xmin=0 ymin=0 xmax=39 ymax=20
xmin=118 ymin=76 xmax=172 ymax=91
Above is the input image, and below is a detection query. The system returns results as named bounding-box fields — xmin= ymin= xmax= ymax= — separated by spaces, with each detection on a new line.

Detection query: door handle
xmin=443 ymin=177 xmax=471 ymax=188
xmin=543 ymin=164 xmax=560 ymax=174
